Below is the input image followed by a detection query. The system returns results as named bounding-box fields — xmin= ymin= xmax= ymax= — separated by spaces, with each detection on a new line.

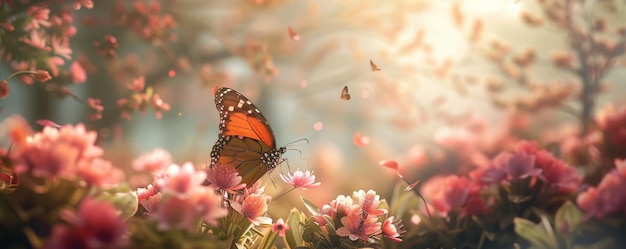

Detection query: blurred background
xmin=1 ymin=0 xmax=625 ymax=217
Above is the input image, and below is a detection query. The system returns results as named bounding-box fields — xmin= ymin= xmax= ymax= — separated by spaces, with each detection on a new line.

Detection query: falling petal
xmin=340 ymin=86 xmax=351 ymax=100
xmin=37 ymin=119 xmax=60 ymax=128
xmin=369 ymin=59 xmax=381 ymax=71
xmin=287 ymin=26 xmax=300 ymax=41
xmin=404 ymin=179 xmax=421 ymax=191
xmin=353 ymin=132 xmax=370 ymax=147
xmin=379 ymin=160 xmax=398 ymax=170
xmin=300 ymin=80 xmax=308 ymax=88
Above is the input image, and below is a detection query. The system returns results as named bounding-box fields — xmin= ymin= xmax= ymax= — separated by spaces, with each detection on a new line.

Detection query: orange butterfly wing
xmin=215 ymin=88 xmax=276 ymax=148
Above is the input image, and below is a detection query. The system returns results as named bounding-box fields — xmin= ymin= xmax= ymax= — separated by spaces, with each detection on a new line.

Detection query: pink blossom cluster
xmin=117 ymin=76 xmax=171 ymax=120
xmin=112 ymin=1 xmax=177 ymax=45
xmin=577 ymin=159 xmax=626 ymax=218
xmin=470 ymin=140 xmax=582 ymax=193
xmin=421 ymin=140 xmax=582 ymax=217
xmin=136 ymin=162 xmax=228 ymax=232
xmin=315 ymin=189 xmax=403 ymax=244
xmin=3 ymin=116 xmax=124 ymax=187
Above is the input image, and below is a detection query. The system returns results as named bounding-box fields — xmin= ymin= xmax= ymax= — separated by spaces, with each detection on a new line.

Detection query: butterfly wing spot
xmin=228 ymin=106 xmax=234 ymax=112
xmin=255 ymin=108 xmax=260 ymax=113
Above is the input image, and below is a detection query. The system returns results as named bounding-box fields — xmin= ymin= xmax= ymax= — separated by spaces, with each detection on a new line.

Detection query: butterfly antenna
xmin=284 ymin=138 xmax=309 ymax=146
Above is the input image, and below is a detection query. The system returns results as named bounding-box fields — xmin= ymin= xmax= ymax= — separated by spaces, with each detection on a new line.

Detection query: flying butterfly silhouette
xmin=210 ymin=87 xmax=286 ymax=186
xmin=369 ymin=59 xmax=381 ymax=71
xmin=340 ymin=86 xmax=351 ymax=100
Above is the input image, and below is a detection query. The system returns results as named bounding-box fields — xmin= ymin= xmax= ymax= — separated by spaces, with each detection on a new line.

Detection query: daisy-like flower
xmin=206 ymin=164 xmax=246 ymax=193
xmin=156 ymin=162 xmax=206 ymax=196
xmin=232 ymin=194 xmax=272 ymax=226
xmin=280 ymin=169 xmax=321 ymax=190
xmin=336 ymin=206 xmax=381 ymax=243
xmin=271 ymin=218 xmax=290 ymax=237
xmin=353 ymin=189 xmax=386 ymax=216
xmin=132 ymin=148 xmax=172 ymax=173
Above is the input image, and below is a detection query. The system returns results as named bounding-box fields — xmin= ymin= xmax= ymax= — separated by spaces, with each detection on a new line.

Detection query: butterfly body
xmin=211 ymin=87 xmax=286 ymax=185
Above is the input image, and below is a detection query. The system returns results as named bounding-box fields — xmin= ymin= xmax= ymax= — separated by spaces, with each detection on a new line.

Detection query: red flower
xmin=0 ymin=80 xmax=9 ymax=99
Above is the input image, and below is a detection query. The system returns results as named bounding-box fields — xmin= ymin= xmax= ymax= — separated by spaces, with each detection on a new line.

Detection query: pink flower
xmin=504 ymin=151 xmax=541 ymax=180
xmin=43 ymin=198 xmax=128 ymax=249
xmin=13 ymin=124 xmax=103 ymax=180
xmin=206 ymin=164 xmax=246 ymax=192
xmin=76 ymin=158 xmax=124 ymax=187
xmin=421 ymin=175 xmax=471 ymax=216
xmin=151 ymin=94 xmax=170 ymax=119
xmin=271 ymin=218 xmax=290 ymax=237
xmin=132 ymin=148 xmax=172 ymax=173
xmin=52 ymin=36 xmax=72 ymax=60
xmin=233 ymin=194 xmax=272 ymax=225
xmin=336 ymin=206 xmax=381 ymax=242
xmin=69 ymin=62 xmax=86 ymax=83
xmin=74 ymin=0 xmax=94 ymax=9
xmin=25 ymin=4 xmax=51 ymax=31
xmin=280 ymin=169 xmax=321 ymax=190
xmin=155 ymin=196 xmax=197 ymax=232
xmin=189 ymin=187 xmax=228 ymax=226
xmin=516 ymin=141 xmax=581 ymax=192
xmin=34 ymin=70 xmax=52 ymax=82
xmin=603 ymin=107 xmax=626 ymax=146
xmin=87 ymin=98 xmax=104 ymax=120
xmin=127 ymin=76 xmax=145 ymax=91
xmin=2 ymin=115 xmax=32 ymax=146
xmin=137 ymin=184 xmax=160 ymax=213
xmin=353 ymin=189 xmax=386 ymax=216
xmin=577 ymin=158 xmax=626 ymax=218
xmin=382 ymin=216 xmax=402 ymax=242
xmin=156 ymin=162 xmax=206 ymax=196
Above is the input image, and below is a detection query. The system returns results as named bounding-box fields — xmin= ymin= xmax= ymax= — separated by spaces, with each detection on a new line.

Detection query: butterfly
xmin=210 ymin=87 xmax=286 ymax=186
xmin=369 ymin=59 xmax=381 ymax=71
xmin=340 ymin=86 xmax=351 ymax=100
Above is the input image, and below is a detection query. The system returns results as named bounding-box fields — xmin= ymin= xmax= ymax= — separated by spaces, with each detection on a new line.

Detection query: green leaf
xmin=514 ymin=217 xmax=558 ymax=249
xmin=301 ymin=197 xmax=319 ymax=215
xmin=555 ymin=201 xmax=583 ymax=233
xmin=285 ymin=209 xmax=305 ymax=248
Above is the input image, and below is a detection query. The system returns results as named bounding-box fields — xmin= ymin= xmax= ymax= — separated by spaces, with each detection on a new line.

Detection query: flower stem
xmin=273 ymin=187 xmax=297 ymax=201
